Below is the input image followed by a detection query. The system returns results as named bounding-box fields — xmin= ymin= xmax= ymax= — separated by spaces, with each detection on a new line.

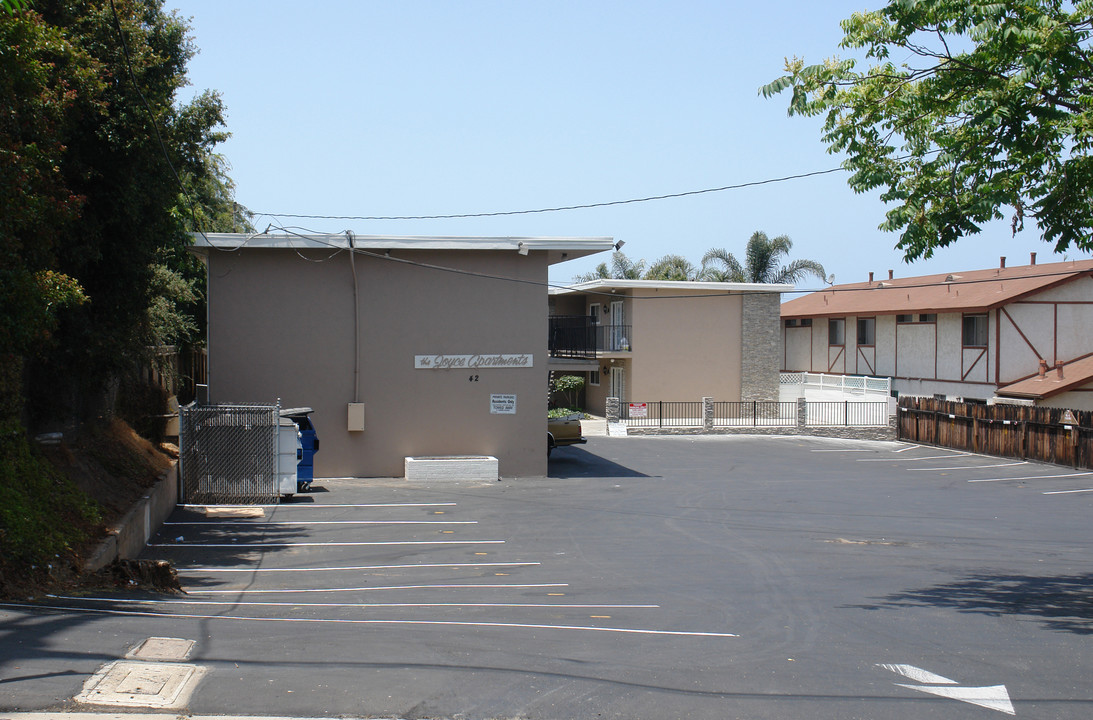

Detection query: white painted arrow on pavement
xmin=878 ymin=663 xmax=1015 ymax=715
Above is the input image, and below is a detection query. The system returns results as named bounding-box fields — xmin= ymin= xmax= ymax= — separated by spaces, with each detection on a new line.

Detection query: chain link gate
xmin=179 ymin=402 xmax=281 ymax=504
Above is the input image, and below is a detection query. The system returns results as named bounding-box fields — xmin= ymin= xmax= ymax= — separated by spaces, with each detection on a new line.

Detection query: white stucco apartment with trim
xmin=780 ymin=255 xmax=1093 ymax=409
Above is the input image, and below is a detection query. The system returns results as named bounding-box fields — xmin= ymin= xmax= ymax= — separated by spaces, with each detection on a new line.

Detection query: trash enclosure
xmin=179 ymin=402 xmax=296 ymax=504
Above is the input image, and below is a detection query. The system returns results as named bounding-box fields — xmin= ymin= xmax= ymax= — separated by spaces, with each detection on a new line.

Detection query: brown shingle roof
xmin=781 ymin=259 xmax=1093 ymax=319
xmin=996 ymin=353 xmax=1093 ymax=400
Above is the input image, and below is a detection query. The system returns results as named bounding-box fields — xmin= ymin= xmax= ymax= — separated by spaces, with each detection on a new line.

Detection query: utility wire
xmin=108 ymin=2 xmax=183 ymax=196
xmin=242 ymin=222 xmax=1093 ymax=300
xmin=254 ymin=168 xmax=846 ymax=221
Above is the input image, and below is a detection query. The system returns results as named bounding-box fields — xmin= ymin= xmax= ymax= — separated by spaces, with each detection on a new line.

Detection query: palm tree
xmin=573 ymin=251 xmax=646 ymax=282
xmin=644 ymin=254 xmax=698 ymax=281
xmin=699 ymin=231 xmax=826 ymax=284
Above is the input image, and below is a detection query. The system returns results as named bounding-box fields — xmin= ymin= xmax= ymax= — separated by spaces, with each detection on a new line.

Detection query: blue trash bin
xmin=280 ymin=407 xmax=319 ymax=491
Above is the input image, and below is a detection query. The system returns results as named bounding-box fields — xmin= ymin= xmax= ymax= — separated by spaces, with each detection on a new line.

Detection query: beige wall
xmin=783 ymin=325 xmax=812 ymax=371
xmin=1036 ymin=386 xmax=1093 ymax=411
xmin=207 ymin=248 xmax=549 ymax=478
xmin=550 ymin=294 xmax=586 ymax=316
xmin=627 ymin=290 xmax=743 ymax=402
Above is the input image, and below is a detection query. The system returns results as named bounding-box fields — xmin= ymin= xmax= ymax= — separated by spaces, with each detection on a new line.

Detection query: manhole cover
xmin=76 ymin=660 xmax=205 ymax=708
xmin=127 ymin=636 xmax=196 ymax=661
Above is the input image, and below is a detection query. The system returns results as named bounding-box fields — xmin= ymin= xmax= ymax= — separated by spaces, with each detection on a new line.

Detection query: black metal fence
xmin=713 ymin=401 xmax=796 ymax=426
xmin=621 ymin=401 xmax=703 ymax=427
xmin=620 ymin=399 xmax=890 ymax=429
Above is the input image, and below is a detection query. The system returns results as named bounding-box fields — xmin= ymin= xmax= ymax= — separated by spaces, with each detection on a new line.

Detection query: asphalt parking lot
xmin=2 ymin=435 xmax=1092 ymax=719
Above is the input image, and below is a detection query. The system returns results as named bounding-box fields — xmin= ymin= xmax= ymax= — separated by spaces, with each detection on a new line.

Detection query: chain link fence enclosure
xmin=179 ymin=402 xmax=280 ymax=504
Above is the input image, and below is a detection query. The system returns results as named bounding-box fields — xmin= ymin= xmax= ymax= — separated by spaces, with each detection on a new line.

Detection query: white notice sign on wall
xmin=490 ymin=394 xmax=517 ymax=414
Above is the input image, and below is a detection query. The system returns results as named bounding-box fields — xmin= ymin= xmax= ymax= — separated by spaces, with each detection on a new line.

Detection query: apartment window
xmin=857 ymin=317 xmax=876 ymax=345
xmin=919 ymin=313 xmax=937 ymax=323
xmin=828 ymin=318 xmax=845 ymax=346
xmin=785 ymin=319 xmax=799 ymax=328
xmin=589 ymin=370 xmax=600 ymax=386
xmin=896 ymin=314 xmax=913 ymax=324
xmin=589 ymin=304 xmax=600 ymax=324
xmin=963 ymin=313 xmax=989 ymax=347
xmin=800 ymin=318 xmax=812 ymax=327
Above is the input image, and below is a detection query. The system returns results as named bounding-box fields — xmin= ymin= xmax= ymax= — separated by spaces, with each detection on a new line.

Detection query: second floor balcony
xmin=549 ymin=315 xmax=632 ymax=358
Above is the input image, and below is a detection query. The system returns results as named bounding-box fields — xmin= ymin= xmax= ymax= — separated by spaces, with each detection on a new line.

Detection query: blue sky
xmin=168 ymin=0 xmax=1088 ymax=290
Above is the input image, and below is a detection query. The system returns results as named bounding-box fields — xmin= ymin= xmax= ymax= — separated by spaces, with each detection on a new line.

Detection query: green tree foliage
xmin=643 ymin=254 xmax=698 ymax=281
xmin=0 ymin=10 xmax=94 ymax=361
xmin=573 ymin=251 xmax=647 ymax=282
xmin=761 ymin=0 xmax=1093 ymax=260
xmin=2 ymin=0 xmax=30 ymax=15
xmin=551 ymin=374 xmax=585 ymax=410
xmin=700 ymin=231 xmax=827 ymax=284
xmin=0 ymin=1 xmax=241 ymax=424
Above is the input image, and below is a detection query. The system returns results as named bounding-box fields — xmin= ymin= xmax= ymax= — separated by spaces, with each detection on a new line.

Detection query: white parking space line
xmin=164 ymin=520 xmax=478 ymax=525
xmin=1043 ymin=488 xmax=1093 ymax=495
xmin=858 ymin=453 xmax=970 ymax=462
xmin=891 ymin=445 xmax=917 ymax=453
xmin=189 ymin=583 xmax=569 ymax=594
xmin=2 ymin=602 xmax=739 ymax=638
xmin=150 ymin=540 xmax=505 ymax=548
xmin=180 ymin=562 xmax=540 ymax=573
xmin=908 ymin=461 xmax=1028 ymax=471
xmin=810 ymin=449 xmax=874 ymax=453
xmin=969 ymin=471 xmax=1093 ymax=483
xmin=179 ymin=502 xmax=459 ymax=509
xmin=47 ymin=595 xmax=660 ymax=610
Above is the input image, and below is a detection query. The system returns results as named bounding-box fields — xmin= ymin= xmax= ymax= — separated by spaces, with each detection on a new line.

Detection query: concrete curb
xmin=1 ymin=715 xmax=393 ymax=720
xmin=83 ymin=462 xmax=178 ymax=573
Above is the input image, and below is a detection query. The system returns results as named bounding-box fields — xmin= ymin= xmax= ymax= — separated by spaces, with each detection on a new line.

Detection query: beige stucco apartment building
xmin=780 ymin=256 xmax=1093 ymax=409
xmin=548 ymin=280 xmax=790 ymax=413
xmin=191 ymin=232 xmax=614 ymax=478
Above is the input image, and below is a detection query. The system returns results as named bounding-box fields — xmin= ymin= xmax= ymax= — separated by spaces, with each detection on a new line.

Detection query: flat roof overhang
xmin=551 ymin=279 xmax=794 ymax=294
xmin=190 ymin=232 xmax=615 ymax=266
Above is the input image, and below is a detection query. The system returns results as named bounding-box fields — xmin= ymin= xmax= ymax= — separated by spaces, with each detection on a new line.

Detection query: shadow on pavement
xmin=547 ymin=445 xmax=651 ymax=479
xmin=852 ymin=571 xmax=1093 ymax=634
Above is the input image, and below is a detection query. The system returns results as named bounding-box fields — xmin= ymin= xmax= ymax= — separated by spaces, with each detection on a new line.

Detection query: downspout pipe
xmin=346 ymin=230 xmax=360 ymax=403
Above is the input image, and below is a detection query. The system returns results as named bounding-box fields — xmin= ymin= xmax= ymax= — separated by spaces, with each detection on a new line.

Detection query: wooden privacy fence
xmin=898 ymin=397 xmax=1093 ymax=469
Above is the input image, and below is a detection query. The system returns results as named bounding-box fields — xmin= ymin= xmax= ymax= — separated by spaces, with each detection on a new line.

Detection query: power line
xmin=239 ymin=222 xmax=1092 ymax=300
xmin=253 ymin=168 xmax=846 ymax=221
xmin=108 ymin=0 xmax=211 ymax=241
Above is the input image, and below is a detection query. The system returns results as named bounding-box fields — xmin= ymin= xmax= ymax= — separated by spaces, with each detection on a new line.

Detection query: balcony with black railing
xmin=548 ymin=316 xmax=632 ymax=358
xmin=549 ymin=316 xmax=597 ymax=358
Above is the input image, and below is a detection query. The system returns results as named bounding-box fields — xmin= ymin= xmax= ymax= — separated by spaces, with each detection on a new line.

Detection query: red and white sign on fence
xmin=629 ymin=402 xmax=648 ymax=418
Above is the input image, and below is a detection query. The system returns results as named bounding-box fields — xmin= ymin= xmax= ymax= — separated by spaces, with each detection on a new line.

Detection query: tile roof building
xmin=780 ymin=255 xmax=1093 ymax=409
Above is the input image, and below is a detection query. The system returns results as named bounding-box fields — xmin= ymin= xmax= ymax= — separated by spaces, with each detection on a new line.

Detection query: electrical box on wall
xmin=347 ymin=402 xmax=365 ymax=432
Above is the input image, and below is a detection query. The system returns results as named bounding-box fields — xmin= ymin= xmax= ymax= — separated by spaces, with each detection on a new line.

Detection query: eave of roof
xmin=551 ymin=279 xmax=794 ymax=295
xmin=190 ymin=232 xmax=615 ymax=265
xmin=780 ymin=259 xmax=1093 ymax=319
xmin=995 ymin=353 xmax=1093 ymax=400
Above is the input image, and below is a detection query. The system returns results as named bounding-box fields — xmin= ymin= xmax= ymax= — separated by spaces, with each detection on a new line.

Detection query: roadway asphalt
xmin=2 ymin=434 xmax=1091 ymax=719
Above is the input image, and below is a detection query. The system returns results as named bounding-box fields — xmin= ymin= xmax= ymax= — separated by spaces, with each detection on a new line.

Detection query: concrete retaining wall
xmin=83 ymin=462 xmax=178 ymax=573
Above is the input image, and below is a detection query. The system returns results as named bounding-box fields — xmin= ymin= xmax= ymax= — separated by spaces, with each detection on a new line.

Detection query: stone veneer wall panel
xmin=741 ymin=292 xmax=782 ymax=401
